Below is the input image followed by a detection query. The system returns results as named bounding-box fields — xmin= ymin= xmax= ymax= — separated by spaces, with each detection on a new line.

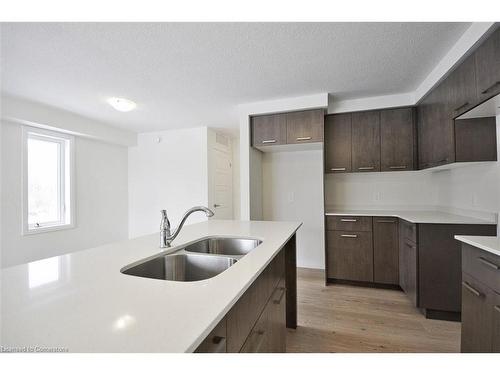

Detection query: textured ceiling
xmin=0 ymin=22 xmax=471 ymax=133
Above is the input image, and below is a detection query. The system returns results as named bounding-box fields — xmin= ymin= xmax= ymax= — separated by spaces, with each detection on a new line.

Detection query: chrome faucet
xmin=160 ymin=206 xmax=214 ymax=248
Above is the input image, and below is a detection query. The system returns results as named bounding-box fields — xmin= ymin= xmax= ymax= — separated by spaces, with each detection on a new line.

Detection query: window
xmin=22 ymin=127 xmax=74 ymax=234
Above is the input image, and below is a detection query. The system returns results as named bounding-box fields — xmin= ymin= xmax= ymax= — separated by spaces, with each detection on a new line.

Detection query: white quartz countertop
xmin=454 ymin=235 xmax=500 ymax=257
xmin=1 ymin=220 xmax=301 ymax=353
xmin=324 ymin=208 xmax=496 ymax=225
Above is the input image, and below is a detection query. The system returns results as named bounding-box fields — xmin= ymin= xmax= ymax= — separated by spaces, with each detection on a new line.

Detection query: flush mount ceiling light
xmin=107 ymin=97 xmax=137 ymax=112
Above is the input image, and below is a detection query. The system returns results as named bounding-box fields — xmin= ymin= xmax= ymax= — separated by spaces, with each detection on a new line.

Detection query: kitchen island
xmin=1 ymin=220 xmax=301 ymax=352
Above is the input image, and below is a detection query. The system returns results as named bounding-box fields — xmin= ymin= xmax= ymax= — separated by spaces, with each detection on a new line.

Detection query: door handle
xmin=211 ymin=336 xmax=226 ymax=353
xmin=454 ymin=102 xmax=469 ymax=112
xmin=478 ymin=257 xmax=499 ymax=270
xmin=481 ymin=81 xmax=500 ymax=95
xmin=341 ymin=234 xmax=358 ymax=238
xmin=389 ymin=165 xmax=407 ymax=170
xmin=213 ymin=204 xmax=221 ymax=208
xmin=340 ymin=218 xmax=357 ymax=222
xmin=462 ymin=281 xmax=483 ymax=297
xmin=377 ymin=220 xmax=396 ymax=223
xmin=358 ymin=166 xmax=375 ymax=170
xmin=262 ymin=139 xmax=276 ymax=144
xmin=273 ymin=287 xmax=286 ymax=304
xmin=330 ymin=167 xmax=346 ymax=171
xmin=296 ymin=136 xmax=312 ymax=141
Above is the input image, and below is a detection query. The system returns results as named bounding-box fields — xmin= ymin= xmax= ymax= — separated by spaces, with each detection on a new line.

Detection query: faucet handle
xmin=160 ymin=209 xmax=170 ymax=229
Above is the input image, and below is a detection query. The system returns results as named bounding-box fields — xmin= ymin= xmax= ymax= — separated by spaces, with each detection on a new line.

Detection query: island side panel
xmin=285 ymin=233 xmax=297 ymax=329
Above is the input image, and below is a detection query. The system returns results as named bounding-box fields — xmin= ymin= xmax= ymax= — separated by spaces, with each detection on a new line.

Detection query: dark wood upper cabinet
xmin=373 ymin=217 xmax=399 ymax=285
xmin=286 ymin=109 xmax=324 ymax=144
xmin=447 ymin=54 xmax=478 ymax=118
xmin=252 ymin=113 xmax=287 ymax=147
xmin=455 ymin=117 xmax=498 ymax=162
xmin=475 ymin=27 xmax=500 ymax=103
xmin=351 ymin=111 xmax=381 ymax=172
xmin=380 ymin=107 xmax=416 ymax=171
xmin=431 ymin=82 xmax=456 ymax=167
xmin=324 ymin=113 xmax=352 ymax=173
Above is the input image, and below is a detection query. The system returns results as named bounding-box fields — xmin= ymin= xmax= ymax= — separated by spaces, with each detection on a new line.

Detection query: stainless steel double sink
xmin=121 ymin=237 xmax=262 ymax=282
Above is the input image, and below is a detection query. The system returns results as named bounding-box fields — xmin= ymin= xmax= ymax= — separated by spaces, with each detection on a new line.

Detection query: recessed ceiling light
xmin=107 ymin=97 xmax=137 ymax=112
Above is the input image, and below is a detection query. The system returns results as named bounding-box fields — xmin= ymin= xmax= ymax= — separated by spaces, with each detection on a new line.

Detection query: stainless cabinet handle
xmin=211 ymin=336 xmax=226 ymax=353
xmin=495 ymin=305 xmax=500 ymax=313
xmin=340 ymin=218 xmax=357 ymax=222
xmin=330 ymin=167 xmax=346 ymax=171
xmin=262 ymin=139 xmax=277 ymax=144
xmin=454 ymin=102 xmax=469 ymax=112
xmin=296 ymin=136 xmax=312 ymax=141
xmin=389 ymin=165 xmax=407 ymax=169
xmin=341 ymin=234 xmax=358 ymax=238
xmin=273 ymin=287 xmax=286 ymax=304
xmin=481 ymin=81 xmax=500 ymax=94
xmin=462 ymin=281 xmax=483 ymax=297
xmin=377 ymin=220 xmax=396 ymax=223
xmin=478 ymin=257 xmax=499 ymax=270
xmin=358 ymin=166 xmax=375 ymax=170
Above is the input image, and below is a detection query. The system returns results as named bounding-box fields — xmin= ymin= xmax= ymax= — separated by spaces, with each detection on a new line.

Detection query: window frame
xmin=22 ymin=126 xmax=75 ymax=235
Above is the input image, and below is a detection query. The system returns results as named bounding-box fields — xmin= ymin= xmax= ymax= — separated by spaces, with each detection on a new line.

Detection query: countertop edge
xmin=454 ymin=235 xmax=500 ymax=257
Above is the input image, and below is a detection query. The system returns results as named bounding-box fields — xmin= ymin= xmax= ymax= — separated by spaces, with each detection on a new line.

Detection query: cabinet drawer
xmin=326 ymin=216 xmax=372 ymax=232
xmin=326 ymin=230 xmax=374 ymax=282
xmin=400 ymin=219 xmax=417 ymax=244
xmin=462 ymin=243 xmax=500 ymax=293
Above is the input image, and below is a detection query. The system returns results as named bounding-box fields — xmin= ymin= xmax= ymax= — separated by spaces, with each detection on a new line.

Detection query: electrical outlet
xmin=287 ymin=192 xmax=295 ymax=203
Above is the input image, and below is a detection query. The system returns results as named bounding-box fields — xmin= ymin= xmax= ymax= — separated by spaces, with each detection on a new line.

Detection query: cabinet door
xmin=380 ymin=108 xmax=415 ymax=171
xmin=327 ymin=230 xmax=373 ymax=282
xmin=324 ymin=113 xmax=352 ymax=173
xmin=431 ymin=81 xmax=455 ymax=167
xmin=239 ymin=307 xmax=270 ymax=353
xmin=455 ymin=117 xmax=498 ymax=162
xmin=447 ymin=54 xmax=477 ymax=118
xmin=475 ymin=27 xmax=500 ymax=103
xmin=417 ymin=96 xmax=434 ymax=169
xmin=352 ymin=111 xmax=381 ymax=172
xmin=461 ymin=274 xmax=493 ymax=353
xmin=251 ymin=113 xmax=287 ymax=147
xmin=492 ymin=291 xmax=500 ymax=353
xmin=373 ymin=217 xmax=399 ymax=285
xmin=399 ymin=222 xmax=418 ymax=306
xmin=286 ymin=109 xmax=324 ymax=144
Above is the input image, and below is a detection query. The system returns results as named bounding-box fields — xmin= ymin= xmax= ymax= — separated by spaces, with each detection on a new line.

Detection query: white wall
xmin=232 ymin=135 xmax=241 ymax=220
xmin=324 ymin=171 xmax=438 ymax=210
xmin=128 ymin=127 xmax=209 ymax=238
xmin=262 ymin=150 xmax=325 ymax=269
xmin=1 ymin=121 xmax=129 ymax=268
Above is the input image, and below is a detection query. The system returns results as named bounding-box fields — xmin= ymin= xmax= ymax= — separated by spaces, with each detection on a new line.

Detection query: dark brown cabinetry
xmin=455 ymin=117 xmax=498 ymax=162
xmin=286 ymin=109 xmax=324 ymax=144
xmin=373 ymin=217 xmax=399 ymax=284
xmin=251 ymin=109 xmax=325 ymax=149
xmin=195 ymin=236 xmax=296 ymax=353
xmin=351 ymin=111 xmax=381 ymax=172
xmin=326 ymin=215 xmax=399 ymax=286
xmin=324 ymin=113 xmax=352 ymax=173
xmin=399 ymin=220 xmax=418 ymax=306
xmin=380 ymin=108 xmax=416 ymax=171
xmin=475 ymin=27 xmax=500 ymax=103
xmin=417 ymin=26 xmax=499 ymax=170
xmin=325 ymin=107 xmax=416 ymax=174
xmin=252 ymin=113 xmax=287 ymax=147
xmin=460 ymin=243 xmax=500 ymax=353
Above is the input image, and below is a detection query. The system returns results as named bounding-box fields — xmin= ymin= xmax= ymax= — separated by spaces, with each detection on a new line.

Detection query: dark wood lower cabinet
xmin=460 ymin=242 xmax=500 ymax=353
xmin=399 ymin=234 xmax=418 ymax=307
xmin=327 ymin=230 xmax=373 ymax=282
xmin=373 ymin=217 xmax=399 ymax=284
xmin=195 ymin=235 xmax=296 ymax=353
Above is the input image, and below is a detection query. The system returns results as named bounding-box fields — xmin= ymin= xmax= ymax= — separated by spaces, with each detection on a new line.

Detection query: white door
xmin=210 ymin=136 xmax=233 ymax=219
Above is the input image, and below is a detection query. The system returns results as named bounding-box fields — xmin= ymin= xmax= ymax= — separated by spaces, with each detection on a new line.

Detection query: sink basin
xmin=121 ymin=253 xmax=237 ymax=282
xmin=184 ymin=237 xmax=262 ymax=256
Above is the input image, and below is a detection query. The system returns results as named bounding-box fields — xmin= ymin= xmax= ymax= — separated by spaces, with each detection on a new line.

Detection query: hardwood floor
xmin=286 ymin=268 xmax=460 ymax=353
